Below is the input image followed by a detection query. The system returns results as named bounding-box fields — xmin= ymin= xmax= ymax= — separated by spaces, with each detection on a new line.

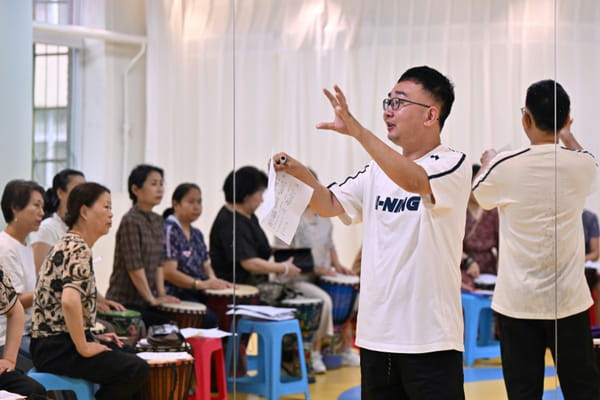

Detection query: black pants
xmin=30 ymin=332 xmax=149 ymax=400
xmin=498 ymin=311 xmax=600 ymax=400
xmin=360 ymin=348 xmax=465 ymax=400
xmin=0 ymin=369 xmax=46 ymax=399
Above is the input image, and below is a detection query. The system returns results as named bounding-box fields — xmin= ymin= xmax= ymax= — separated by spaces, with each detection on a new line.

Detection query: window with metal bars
xmin=32 ymin=0 xmax=76 ymax=188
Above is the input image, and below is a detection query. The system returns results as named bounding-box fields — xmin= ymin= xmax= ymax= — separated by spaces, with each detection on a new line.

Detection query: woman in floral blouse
xmin=162 ymin=183 xmax=232 ymax=328
xmin=30 ymin=182 xmax=148 ymax=400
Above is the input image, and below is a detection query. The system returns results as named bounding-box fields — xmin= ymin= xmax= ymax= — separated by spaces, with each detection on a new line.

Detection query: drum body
xmin=97 ymin=309 xmax=143 ymax=345
xmin=141 ymin=354 xmax=194 ymax=400
xmin=280 ymin=297 xmax=323 ymax=344
xmin=318 ymin=274 xmax=359 ymax=327
xmin=158 ymin=301 xmax=207 ymax=329
xmin=205 ymin=284 xmax=259 ymax=331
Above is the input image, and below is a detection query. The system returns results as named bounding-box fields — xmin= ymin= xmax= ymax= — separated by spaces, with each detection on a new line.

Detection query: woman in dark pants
xmin=30 ymin=182 xmax=149 ymax=400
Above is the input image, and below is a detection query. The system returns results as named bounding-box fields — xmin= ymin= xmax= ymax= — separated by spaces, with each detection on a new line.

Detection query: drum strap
xmin=161 ymin=362 xmax=193 ymax=400
xmin=167 ymin=364 xmax=178 ymax=400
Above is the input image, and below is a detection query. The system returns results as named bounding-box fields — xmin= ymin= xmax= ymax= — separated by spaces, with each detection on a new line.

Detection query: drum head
xmin=137 ymin=351 xmax=194 ymax=365
xmin=474 ymin=274 xmax=496 ymax=286
xmin=320 ymin=273 xmax=359 ymax=285
xmin=159 ymin=300 xmax=207 ymax=313
xmin=281 ymin=297 xmax=323 ymax=306
xmin=206 ymin=284 xmax=259 ymax=297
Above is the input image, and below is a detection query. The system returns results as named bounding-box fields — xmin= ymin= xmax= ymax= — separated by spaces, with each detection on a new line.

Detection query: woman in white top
xmin=31 ymin=169 xmax=85 ymax=274
xmin=0 ymin=179 xmax=45 ymax=369
xmin=31 ymin=169 xmax=124 ymax=314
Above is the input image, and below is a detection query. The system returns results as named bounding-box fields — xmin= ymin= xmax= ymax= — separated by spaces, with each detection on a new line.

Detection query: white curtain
xmin=145 ymin=0 xmax=600 ymax=263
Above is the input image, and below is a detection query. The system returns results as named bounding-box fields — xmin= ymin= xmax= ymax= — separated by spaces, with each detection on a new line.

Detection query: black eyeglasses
xmin=383 ymin=97 xmax=431 ymax=111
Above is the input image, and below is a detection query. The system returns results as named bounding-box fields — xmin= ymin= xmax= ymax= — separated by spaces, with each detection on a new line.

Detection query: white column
xmin=0 ymin=1 xmax=33 ymax=191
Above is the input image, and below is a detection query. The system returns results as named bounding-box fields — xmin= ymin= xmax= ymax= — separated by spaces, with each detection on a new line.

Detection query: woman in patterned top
xmin=162 ymin=183 xmax=232 ymax=328
xmin=0 ymin=265 xmax=46 ymax=398
xmin=30 ymin=182 xmax=148 ymax=400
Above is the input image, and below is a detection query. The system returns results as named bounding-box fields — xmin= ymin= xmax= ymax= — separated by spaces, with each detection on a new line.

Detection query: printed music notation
xmin=258 ymin=159 xmax=314 ymax=244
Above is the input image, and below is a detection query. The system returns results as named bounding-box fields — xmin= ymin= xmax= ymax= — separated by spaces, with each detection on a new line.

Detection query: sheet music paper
xmin=179 ymin=327 xmax=232 ymax=339
xmin=0 ymin=390 xmax=25 ymax=400
xmin=258 ymin=158 xmax=314 ymax=244
xmin=226 ymin=304 xmax=297 ymax=320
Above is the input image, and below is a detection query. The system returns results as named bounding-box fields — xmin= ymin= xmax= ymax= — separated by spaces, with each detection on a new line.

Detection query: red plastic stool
xmin=186 ymin=337 xmax=228 ymax=400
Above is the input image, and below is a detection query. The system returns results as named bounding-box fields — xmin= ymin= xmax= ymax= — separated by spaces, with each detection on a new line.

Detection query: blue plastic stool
xmin=226 ymin=318 xmax=310 ymax=400
xmin=461 ymin=292 xmax=501 ymax=367
xmin=27 ymin=368 xmax=95 ymax=400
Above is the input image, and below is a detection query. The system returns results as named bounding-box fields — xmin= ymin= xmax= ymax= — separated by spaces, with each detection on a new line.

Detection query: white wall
xmin=78 ymin=0 xmax=147 ymax=193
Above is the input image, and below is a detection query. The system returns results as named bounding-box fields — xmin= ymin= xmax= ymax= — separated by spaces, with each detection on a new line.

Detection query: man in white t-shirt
xmin=473 ymin=80 xmax=600 ymax=399
xmin=274 ymin=66 xmax=470 ymax=399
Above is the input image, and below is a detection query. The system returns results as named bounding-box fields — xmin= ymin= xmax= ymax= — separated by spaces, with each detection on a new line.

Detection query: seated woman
xmin=0 ymin=265 xmax=46 ymax=398
xmin=461 ymin=164 xmax=499 ymax=292
xmin=209 ymin=166 xmax=301 ymax=285
xmin=31 ymin=169 xmax=85 ymax=273
xmin=106 ymin=164 xmax=179 ymax=327
xmin=30 ymin=169 xmax=122 ymax=313
xmin=162 ymin=183 xmax=232 ymax=328
xmin=275 ymin=169 xmax=359 ymax=373
xmin=0 ymin=180 xmax=45 ymax=370
xmin=30 ymin=182 xmax=149 ymax=400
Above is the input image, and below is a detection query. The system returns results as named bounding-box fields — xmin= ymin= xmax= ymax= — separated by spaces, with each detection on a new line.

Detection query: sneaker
xmin=341 ymin=348 xmax=360 ymax=367
xmin=311 ymin=351 xmax=327 ymax=374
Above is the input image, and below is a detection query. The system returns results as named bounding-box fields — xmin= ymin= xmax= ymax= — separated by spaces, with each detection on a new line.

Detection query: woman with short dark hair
xmin=162 ymin=183 xmax=232 ymax=327
xmin=0 ymin=179 xmax=45 ymax=369
xmin=209 ymin=166 xmax=301 ymax=284
xmin=30 ymin=182 xmax=149 ymax=400
xmin=106 ymin=164 xmax=179 ymax=327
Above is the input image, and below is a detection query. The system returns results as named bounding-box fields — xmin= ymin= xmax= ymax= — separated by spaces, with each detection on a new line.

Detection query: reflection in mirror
xmin=225 ymin=0 xmax=561 ymax=398
xmin=554 ymin=1 xmax=600 ymax=398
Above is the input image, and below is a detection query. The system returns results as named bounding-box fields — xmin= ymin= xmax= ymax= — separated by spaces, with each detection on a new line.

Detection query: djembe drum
xmin=474 ymin=273 xmax=497 ymax=291
xmin=318 ymin=273 xmax=360 ymax=364
xmin=318 ymin=273 xmax=359 ymax=327
xmin=138 ymin=352 xmax=194 ymax=400
xmin=205 ymin=284 xmax=259 ymax=331
xmin=281 ymin=297 xmax=323 ymax=377
xmin=98 ymin=309 xmax=143 ymax=346
xmin=158 ymin=301 xmax=207 ymax=329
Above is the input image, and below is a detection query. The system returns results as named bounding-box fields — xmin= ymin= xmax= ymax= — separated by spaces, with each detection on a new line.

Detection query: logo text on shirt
xmin=375 ymin=195 xmax=421 ymax=213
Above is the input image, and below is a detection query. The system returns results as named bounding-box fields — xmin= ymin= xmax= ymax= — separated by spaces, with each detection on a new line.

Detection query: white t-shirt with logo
xmin=0 ymin=231 xmax=36 ymax=346
xmin=30 ymin=213 xmax=68 ymax=247
xmin=329 ymin=145 xmax=471 ymax=353
xmin=473 ymin=144 xmax=597 ymax=319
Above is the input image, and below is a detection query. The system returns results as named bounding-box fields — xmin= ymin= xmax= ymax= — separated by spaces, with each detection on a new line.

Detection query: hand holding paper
xmin=258 ymin=157 xmax=314 ymax=244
